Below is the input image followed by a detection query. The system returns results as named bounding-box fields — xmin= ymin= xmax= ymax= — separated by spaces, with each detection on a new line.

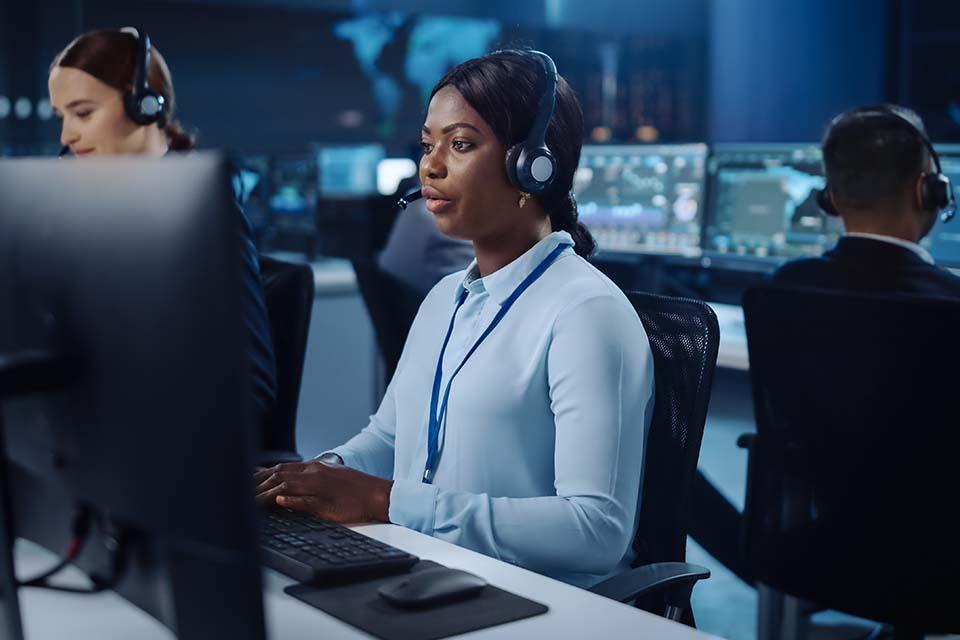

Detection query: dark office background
xmin=5 ymin=4 xmax=960 ymax=638
xmin=1 ymin=0 xmax=959 ymax=157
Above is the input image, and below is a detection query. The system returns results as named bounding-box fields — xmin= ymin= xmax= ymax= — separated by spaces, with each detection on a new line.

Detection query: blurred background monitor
xmin=573 ymin=143 xmax=707 ymax=258
xmin=231 ymin=154 xmax=272 ymax=234
xmin=703 ymin=143 xmax=841 ymax=265
xmin=923 ymin=144 xmax=960 ymax=267
xmin=316 ymin=144 xmax=386 ymax=199
xmin=269 ymin=154 xmax=318 ymax=215
xmin=266 ymin=154 xmax=319 ymax=255
xmin=376 ymin=157 xmax=419 ymax=197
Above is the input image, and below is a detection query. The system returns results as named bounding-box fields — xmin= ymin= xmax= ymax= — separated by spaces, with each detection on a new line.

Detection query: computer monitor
xmin=266 ymin=154 xmax=319 ymax=255
xmin=376 ymin=157 xmax=418 ymax=197
xmin=923 ymin=144 xmax=960 ymax=267
xmin=231 ymin=154 xmax=272 ymax=233
xmin=0 ymin=154 xmax=266 ymax=640
xmin=316 ymin=144 xmax=385 ymax=198
xmin=269 ymin=154 xmax=318 ymax=215
xmin=0 ymin=441 xmax=19 ymax=640
xmin=573 ymin=144 xmax=707 ymax=257
xmin=704 ymin=144 xmax=842 ymax=264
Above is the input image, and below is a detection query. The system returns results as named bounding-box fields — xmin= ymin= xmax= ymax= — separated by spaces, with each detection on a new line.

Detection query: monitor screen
xmin=231 ymin=154 xmax=271 ymax=232
xmin=923 ymin=144 xmax=960 ymax=267
xmin=704 ymin=144 xmax=841 ymax=262
xmin=269 ymin=155 xmax=317 ymax=215
xmin=316 ymin=144 xmax=385 ymax=198
xmin=573 ymin=144 xmax=707 ymax=257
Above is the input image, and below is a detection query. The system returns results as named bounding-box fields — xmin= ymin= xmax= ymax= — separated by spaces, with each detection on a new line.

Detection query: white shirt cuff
xmin=314 ymin=451 xmax=344 ymax=465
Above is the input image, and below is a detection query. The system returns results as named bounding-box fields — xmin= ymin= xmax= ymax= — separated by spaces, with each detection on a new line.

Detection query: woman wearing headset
xmin=256 ymin=50 xmax=653 ymax=587
xmin=47 ymin=29 xmax=277 ymax=429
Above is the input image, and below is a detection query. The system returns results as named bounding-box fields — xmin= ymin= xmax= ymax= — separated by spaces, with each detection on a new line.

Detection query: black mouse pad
xmin=284 ymin=560 xmax=549 ymax=640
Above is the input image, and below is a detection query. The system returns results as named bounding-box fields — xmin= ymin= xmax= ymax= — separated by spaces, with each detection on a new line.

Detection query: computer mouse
xmin=377 ymin=566 xmax=487 ymax=609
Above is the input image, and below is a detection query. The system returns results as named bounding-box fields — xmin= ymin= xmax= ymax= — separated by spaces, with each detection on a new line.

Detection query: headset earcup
xmin=124 ymin=91 xmax=164 ymax=126
xmin=504 ymin=144 xmax=523 ymax=189
xmin=120 ymin=29 xmax=166 ymax=127
xmin=816 ymin=187 xmax=839 ymax=216
xmin=527 ymin=149 xmax=557 ymax=189
xmin=922 ymin=173 xmax=951 ymax=212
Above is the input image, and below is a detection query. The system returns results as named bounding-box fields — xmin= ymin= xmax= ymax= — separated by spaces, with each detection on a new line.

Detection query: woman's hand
xmin=253 ymin=461 xmax=393 ymax=524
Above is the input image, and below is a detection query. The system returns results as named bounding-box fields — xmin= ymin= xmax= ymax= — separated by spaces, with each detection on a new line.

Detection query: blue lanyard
xmin=422 ymin=242 xmax=571 ymax=484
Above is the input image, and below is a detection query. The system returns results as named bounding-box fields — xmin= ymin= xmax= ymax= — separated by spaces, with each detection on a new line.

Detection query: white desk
xmin=707 ymin=302 xmax=749 ymax=371
xmin=310 ymin=259 xmax=358 ymax=297
xmin=16 ymin=525 xmax=720 ymax=640
xmin=264 ymin=253 xmax=359 ymax=297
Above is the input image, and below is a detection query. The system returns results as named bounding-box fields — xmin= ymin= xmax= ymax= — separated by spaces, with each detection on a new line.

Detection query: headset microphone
xmin=59 ymin=146 xmax=71 ymax=158
xmin=397 ymin=188 xmax=423 ymax=210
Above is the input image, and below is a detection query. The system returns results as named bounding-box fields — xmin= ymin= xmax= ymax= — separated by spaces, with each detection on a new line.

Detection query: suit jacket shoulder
xmin=772 ymin=237 xmax=960 ymax=299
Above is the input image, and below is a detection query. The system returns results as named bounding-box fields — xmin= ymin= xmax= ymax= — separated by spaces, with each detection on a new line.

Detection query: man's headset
xmin=398 ymin=50 xmax=559 ymax=209
xmin=59 ymin=27 xmax=166 ymax=157
xmin=815 ymin=105 xmax=956 ymax=223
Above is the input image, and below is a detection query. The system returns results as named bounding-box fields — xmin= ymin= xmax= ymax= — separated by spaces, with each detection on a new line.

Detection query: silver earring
xmin=519 ymin=192 xmax=531 ymax=209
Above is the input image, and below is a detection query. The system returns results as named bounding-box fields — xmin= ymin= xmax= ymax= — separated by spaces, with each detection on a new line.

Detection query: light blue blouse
xmin=329 ymin=230 xmax=654 ymax=587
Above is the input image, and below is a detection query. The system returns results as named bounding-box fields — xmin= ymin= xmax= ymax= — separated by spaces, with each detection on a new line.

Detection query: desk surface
xmin=309 ymin=259 xmax=358 ymax=296
xmin=270 ymin=254 xmax=753 ymax=373
xmin=707 ymin=302 xmax=748 ymax=371
xmin=16 ymin=524 xmax=719 ymax=640
xmin=264 ymin=252 xmax=358 ymax=296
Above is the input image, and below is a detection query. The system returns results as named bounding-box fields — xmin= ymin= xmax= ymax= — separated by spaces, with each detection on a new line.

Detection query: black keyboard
xmin=260 ymin=509 xmax=418 ymax=582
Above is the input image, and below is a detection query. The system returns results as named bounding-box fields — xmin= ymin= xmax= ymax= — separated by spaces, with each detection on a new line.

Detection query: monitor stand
xmin=0 ymin=414 xmax=24 ymax=640
xmin=0 ymin=350 xmax=66 ymax=640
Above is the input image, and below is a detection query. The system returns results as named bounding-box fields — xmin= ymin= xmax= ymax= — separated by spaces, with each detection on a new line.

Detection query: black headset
xmin=504 ymin=50 xmax=559 ymax=194
xmin=398 ymin=49 xmax=560 ymax=209
xmin=121 ymin=27 xmax=166 ymax=127
xmin=816 ymin=105 xmax=956 ymax=222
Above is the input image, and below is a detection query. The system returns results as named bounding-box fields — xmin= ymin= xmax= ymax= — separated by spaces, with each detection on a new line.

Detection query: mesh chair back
xmin=627 ymin=292 xmax=720 ymax=567
xmin=742 ymin=285 xmax=960 ymax=630
xmin=259 ymin=256 xmax=314 ymax=453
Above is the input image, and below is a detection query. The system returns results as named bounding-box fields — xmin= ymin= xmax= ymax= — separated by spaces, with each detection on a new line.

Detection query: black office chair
xmin=258 ymin=256 xmax=315 ymax=466
xmin=588 ymin=292 xmax=719 ymax=626
xmin=740 ymin=285 xmax=960 ymax=639
xmin=351 ymin=260 xmax=424 ymax=384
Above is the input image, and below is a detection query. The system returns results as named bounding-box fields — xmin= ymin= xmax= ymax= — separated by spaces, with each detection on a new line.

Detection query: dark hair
xmin=431 ymin=50 xmax=596 ymax=258
xmin=51 ymin=30 xmax=195 ymax=151
xmin=822 ymin=104 xmax=931 ymax=212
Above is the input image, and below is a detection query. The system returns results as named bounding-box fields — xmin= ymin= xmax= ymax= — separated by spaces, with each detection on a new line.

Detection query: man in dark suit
xmin=690 ymin=104 xmax=960 ymax=589
xmin=775 ymin=104 xmax=960 ymax=296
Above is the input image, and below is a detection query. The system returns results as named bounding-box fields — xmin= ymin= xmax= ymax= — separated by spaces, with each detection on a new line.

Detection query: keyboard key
xmin=352 ymin=554 xmax=377 ymax=562
xmin=289 ymin=550 xmax=315 ymax=564
xmin=260 ymin=510 xmax=418 ymax=582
